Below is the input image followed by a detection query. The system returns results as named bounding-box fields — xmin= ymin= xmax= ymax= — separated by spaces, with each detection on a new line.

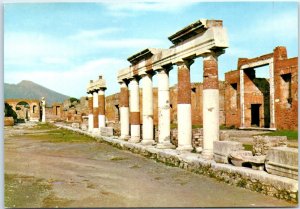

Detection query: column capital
xmin=140 ymin=71 xmax=155 ymax=78
xmin=175 ymin=58 xmax=194 ymax=68
xmin=203 ymin=50 xmax=225 ymax=60
xmin=128 ymin=76 xmax=141 ymax=83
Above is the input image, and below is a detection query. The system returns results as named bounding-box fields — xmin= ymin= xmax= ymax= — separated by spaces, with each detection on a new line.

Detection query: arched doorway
xmin=16 ymin=101 xmax=30 ymax=122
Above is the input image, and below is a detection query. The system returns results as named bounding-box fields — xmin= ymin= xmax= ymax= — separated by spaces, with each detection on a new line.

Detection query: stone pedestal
xmin=156 ymin=68 xmax=175 ymax=149
xmin=202 ymin=54 xmax=219 ymax=158
xmin=129 ymin=78 xmax=140 ymax=143
xmin=176 ymin=60 xmax=193 ymax=151
xmin=141 ymin=74 xmax=155 ymax=145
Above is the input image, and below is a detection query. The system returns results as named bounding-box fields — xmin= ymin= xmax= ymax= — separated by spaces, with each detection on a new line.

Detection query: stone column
xmin=41 ymin=97 xmax=46 ymax=123
xmin=98 ymin=88 xmax=106 ymax=128
xmin=93 ymin=91 xmax=99 ymax=132
xmin=156 ymin=67 xmax=175 ymax=149
xmin=202 ymin=53 xmax=219 ymax=158
xmin=141 ymin=73 xmax=155 ymax=145
xmin=88 ymin=93 xmax=93 ymax=132
xmin=176 ymin=60 xmax=193 ymax=151
xmin=129 ymin=77 xmax=140 ymax=143
xmin=119 ymin=81 xmax=130 ymax=140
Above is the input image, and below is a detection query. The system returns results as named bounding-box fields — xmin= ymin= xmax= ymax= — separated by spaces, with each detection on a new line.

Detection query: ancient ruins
xmin=4 ymin=18 xmax=298 ymax=202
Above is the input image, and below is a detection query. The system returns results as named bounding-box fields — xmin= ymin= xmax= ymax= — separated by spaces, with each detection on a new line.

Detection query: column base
xmin=92 ymin=128 xmax=100 ymax=135
xmin=141 ymin=139 xmax=155 ymax=145
xmin=156 ymin=142 xmax=175 ymax=149
xmin=201 ymin=149 xmax=214 ymax=159
xmin=128 ymin=136 xmax=140 ymax=143
xmin=120 ymin=135 xmax=130 ymax=141
xmin=176 ymin=145 xmax=193 ymax=152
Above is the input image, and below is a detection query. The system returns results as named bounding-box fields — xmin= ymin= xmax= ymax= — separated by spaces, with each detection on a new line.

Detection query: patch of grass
xmin=170 ymin=123 xmax=177 ymax=130
xmin=129 ymin=164 xmax=141 ymax=169
xmin=259 ymin=130 xmax=298 ymax=140
xmin=243 ymin=144 xmax=253 ymax=152
xmin=33 ymin=122 xmax=56 ymax=130
xmin=110 ymin=156 xmax=127 ymax=161
xmin=42 ymin=193 xmax=73 ymax=207
xmin=5 ymin=173 xmax=52 ymax=208
xmin=192 ymin=124 xmax=202 ymax=129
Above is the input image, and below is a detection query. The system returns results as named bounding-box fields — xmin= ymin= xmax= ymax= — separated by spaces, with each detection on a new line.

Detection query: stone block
xmin=81 ymin=124 xmax=87 ymax=131
xmin=71 ymin=122 xmax=80 ymax=129
xmin=253 ymin=135 xmax=287 ymax=156
xmin=213 ymin=141 xmax=244 ymax=164
xmin=100 ymin=127 xmax=114 ymax=137
xmin=4 ymin=117 xmax=14 ymax=126
xmin=265 ymin=147 xmax=298 ymax=180
xmin=229 ymin=150 xmax=253 ymax=167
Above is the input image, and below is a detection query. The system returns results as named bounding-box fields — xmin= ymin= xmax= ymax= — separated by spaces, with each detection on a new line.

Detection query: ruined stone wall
xmin=225 ymin=70 xmax=240 ymax=128
xmin=273 ymin=47 xmax=298 ymax=130
xmin=5 ymin=99 xmax=41 ymax=121
xmin=105 ymin=82 xmax=225 ymax=126
xmin=225 ymin=46 xmax=298 ymax=130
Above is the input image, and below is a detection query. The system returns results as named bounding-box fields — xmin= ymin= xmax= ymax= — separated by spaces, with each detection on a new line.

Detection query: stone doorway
xmin=251 ymin=104 xmax=260 ymax=127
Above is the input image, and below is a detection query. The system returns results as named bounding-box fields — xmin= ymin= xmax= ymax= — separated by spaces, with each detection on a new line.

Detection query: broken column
xmin=129 ymin=77 xmax=140 ymax=143
xmin=141 ymin=73 xmax=155 ymax=145
xmin=202 ymin=53 xmax=220 ymax=158
xmin=119 ymin=81 xmax=130 ymax=140
xmin=176 ymin=59 xmax=193 ymax=151
xmin=156 ymin=67 xmax=174 ymax=149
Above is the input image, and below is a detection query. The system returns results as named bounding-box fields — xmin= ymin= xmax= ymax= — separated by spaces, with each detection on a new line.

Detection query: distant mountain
xmin=4 ymin=80 xmax=70 ymax=106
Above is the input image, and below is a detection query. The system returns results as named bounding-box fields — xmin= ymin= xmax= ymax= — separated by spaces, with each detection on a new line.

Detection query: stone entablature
xmin=117 ymin=19 xmax=228 ymax=82
xmin=87 ymin=75 xmax=106 ymax=93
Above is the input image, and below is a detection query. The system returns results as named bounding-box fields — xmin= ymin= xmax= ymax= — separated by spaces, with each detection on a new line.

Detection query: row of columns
xmin=87 ymin=87 xmax=106 ymax=133
xmin=119 ymin=53 xmax=220 ymax=157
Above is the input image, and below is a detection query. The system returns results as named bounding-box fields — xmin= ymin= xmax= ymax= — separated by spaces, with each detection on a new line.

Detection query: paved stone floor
xmin=4 ymin=123 xmax=296 ymax=207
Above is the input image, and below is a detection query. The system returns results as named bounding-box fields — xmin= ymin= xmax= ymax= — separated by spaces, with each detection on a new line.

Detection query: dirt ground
xmin=4 ymin=123 xmax=296 ymax=207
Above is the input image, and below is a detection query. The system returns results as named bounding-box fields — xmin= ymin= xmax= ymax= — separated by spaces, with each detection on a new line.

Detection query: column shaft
xmin=93 ymin=91 xmax=99 ymax=132
xmin=120 ymin=82 xmax=130 ymax=139
xmin=129 ymin=78 xmax=140 ymax=143
xmin=156 ymin=69 xmax=174 ymax=149
xmin=141 ymin=74 xmax=155 ymax=145
xmin=98 ymin=89 xmax=106 ymax=128
xmin=88 ymin=93 xmax=94 ymax=132
xmin=177 ymin=60 xmax=193 ymax=151
xmin=202 ymin=54 xmax=219 ymax=158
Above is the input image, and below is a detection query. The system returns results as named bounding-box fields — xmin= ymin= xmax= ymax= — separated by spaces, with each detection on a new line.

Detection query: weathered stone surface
xmin=213 ymin=141 xmax=244 ymax=164
xmin=229 ymin=150 xmax=253 ymax=167
xmin=4 ymin=117 xmax=14 ymax=126
xmin=266 ymin=147 xmax=298 ymax=180
xmin=100 ymin=127 xmax=114 ymax=137
xmin=253 ymin=135 xmax=287 ymax=156
xmin=71 ymin=122 xmax=80 ymax=129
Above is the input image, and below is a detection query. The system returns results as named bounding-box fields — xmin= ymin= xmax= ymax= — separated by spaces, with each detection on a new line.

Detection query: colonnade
xmin=118 ymin=19 xmax=227 ymax=158
xmin=118 ymin=53 xmax=220 ymax=157
xmin=87 ymin=75 xmax=107 ymax=133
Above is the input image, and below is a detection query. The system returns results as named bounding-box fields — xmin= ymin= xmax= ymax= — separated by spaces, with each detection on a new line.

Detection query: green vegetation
xmin=69 ymin=97 xmax=79 ymax=103
xmin=23 ymin=123 xmax=95 ymax=143
xmin=192 ymin=124 xmax=202 ymax=129
xmin=243 ymin=144 xmax=253 ymax=152
xmin=170 ymin=123 xmax=177 ymax=129
xmin=5 ymin=174 xmax=52 ymax=208
xmin=259 ymin=130 xmax=298 ymax=140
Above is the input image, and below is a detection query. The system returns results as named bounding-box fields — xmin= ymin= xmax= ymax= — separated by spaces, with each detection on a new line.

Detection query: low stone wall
xmin=56 ymin=124 xmax=298 ymax=203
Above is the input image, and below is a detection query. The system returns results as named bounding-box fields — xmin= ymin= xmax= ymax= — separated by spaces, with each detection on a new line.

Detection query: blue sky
xmin=4 ymin=1 xmax=298 ymax=98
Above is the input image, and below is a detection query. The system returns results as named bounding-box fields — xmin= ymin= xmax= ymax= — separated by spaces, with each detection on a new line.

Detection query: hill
xmin=4 ymin=80 xmax=70 ymax=106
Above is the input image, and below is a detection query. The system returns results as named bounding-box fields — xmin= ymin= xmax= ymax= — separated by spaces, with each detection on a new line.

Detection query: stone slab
xmin=266 ymin=147 xmax=298 ymax=180
xmin=100 ymin=127 xmax=114 ymax=137
xmin=213 ymin=141 xmax=244 ymax=164
xmin=253 ymin=135 xmax=287 ymax=156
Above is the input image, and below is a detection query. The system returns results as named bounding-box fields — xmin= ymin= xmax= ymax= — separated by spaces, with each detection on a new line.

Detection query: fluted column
xmin=176 ymin=59 xmax=193 ymax=151
xmin=202 ymin=53 xmax=219 ymax=158
xmin=87 ymin=93 xmax=93 ymax=132
xmin=93 ymin=91 xmax=99 ymax=133
xmin=98 ymin=88 xmax=106 ymax=128
xmin=129 ymin=77 xmax=140 ymax=143
xmin=119 ymin=81 xmax=130 ymax=140
xmin=141 ymin=73 xmax=155 ymax=145
xmin=156 ymin=67 xmax=175 ymax=149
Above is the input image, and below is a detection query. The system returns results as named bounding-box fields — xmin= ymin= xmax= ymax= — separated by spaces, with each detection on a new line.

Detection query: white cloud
xmin=69 ymin=28 xmax=121 ymax=40
xmin=102 ymin=1 xmax=196 ymax=15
